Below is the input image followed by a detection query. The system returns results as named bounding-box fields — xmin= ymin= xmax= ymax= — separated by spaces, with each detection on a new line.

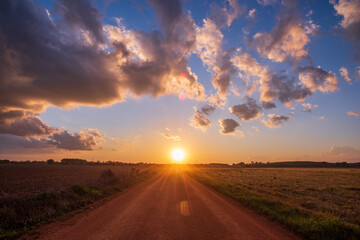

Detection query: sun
xmin=172 ymin=149 xmax=186 ymax=163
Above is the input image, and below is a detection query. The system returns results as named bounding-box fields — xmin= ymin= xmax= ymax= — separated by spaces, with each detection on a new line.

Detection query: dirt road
xmin=26 ymin=167 xmax=301 ymax=240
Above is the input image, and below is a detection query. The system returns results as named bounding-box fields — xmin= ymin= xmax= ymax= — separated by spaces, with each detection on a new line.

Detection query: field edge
xmin=189 ymin=169 xmax=360 ymax=240
xmin=0 ymin=169 xmax=156 ymax=240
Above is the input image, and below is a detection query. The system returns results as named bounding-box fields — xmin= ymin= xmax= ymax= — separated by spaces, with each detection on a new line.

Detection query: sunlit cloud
xmin=298 ymin=66 xmax=338 ymax=93
xmin=262 ymin=114 xmax=292 ymax=128
xmin=248 ymin=9 xmax=256 ymax=18
xmin=251 ymin=0 xmax=311 ymax=62
xmin=302 ymin=103 xmax=318 ymax=113
xmin=339 ymin=67 xmax=352 ymax=84
xmin=331 ymin=0 xmax=360 ymax=56
xmin=347 ymin=111 xmax=360 ymax=117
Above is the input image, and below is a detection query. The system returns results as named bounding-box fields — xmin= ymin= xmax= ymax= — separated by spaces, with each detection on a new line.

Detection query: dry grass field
xmin=0 ymin=164 xmax=143 ymax=198
xmin=0 ymin=163 xmax=155 ymax=239
xmin=191 ymin=167 xmax=360 ymax=239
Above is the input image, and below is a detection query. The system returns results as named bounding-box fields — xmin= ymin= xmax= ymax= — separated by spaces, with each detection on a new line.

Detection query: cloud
xmin=261 ymin=101 xmax=276 ymax=109
xmin=161 ymin=133 xmax=181 ymax=141
xmin=322 ymin=146 xmax=360 ymax=162
xmin=0 ymin=0 xmax=125 ymax=114
xmin=248 ymin=9 xmax=256 ymax=18
xmin=201 ymin=104 xmax=216 ymax=115
xmin=262 ymin=114 xmax=291 ymax=128
xmin=231 ymin=49 xmax=311 ymax=105
xmin=0 ymin=116 xmax=53 ymax=137
xmin=339 ymin=67 xmax=352 ymax=84
xmin=49 ymin=130 xmax=100 ymax=150
xmin=356 ymin=66 xmax=360 ymax=80
xmin=0 ymin=128 xmax=104 ymax=152
xmin=210 ymin=0 xmax=246 ymax=28
xmin=347 ymin=111 xmax=359 ymax=116
xmin=302 ymin=103 xmax=318 ymax=113
xmin=55 ymin=0 xmax=105 ymax=43
xmin=0 ymin=134 xmax=54 ymax=153
xmin=298 ymin=66 xmax=339 ymax=92
xmin=252 ymin=0 xmax=310 ymax=62
xmin=218 ymin=118 xmax=241 ymax=135
xmin=0 ymin=0 xmax=206 ymax=133
xmin=332 ymin=0 xmax=360 ymax=57
xmin=0 ymin=0 xmax=211 ymax=150
xmin=229 ymin=97 xmax=262 ymax=121
xmin=190 ymin=108 xmax=211 ymax=131
xmin=107 ymin=1 xmax=205 ymax=100
xmin=160 ymin=128 xmax=181 ymax=141
xmin=257 ymin=0 xmax=278 ymax=5
xmin=194 ymin=19 xmax=236 ymax=98
xmin=83 ymin=128 xmax=104 ymax=138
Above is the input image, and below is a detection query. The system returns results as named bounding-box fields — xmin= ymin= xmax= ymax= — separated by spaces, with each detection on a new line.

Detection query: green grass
xmin=191 ymin=170 xmax=360 ymax=240
xmin=0 ymin=170 xmax=154 ymax=240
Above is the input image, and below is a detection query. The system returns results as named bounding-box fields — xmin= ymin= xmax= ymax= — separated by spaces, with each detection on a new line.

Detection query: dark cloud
xmin=0 ymin=0 xmax=204 ymax=113
xmin=261 ymin=101 xmax=276 ymax=109
xmin=218 ymin=118 xmax=240 ymax=135
xmin=148 ymin=0 xmax=182 ymax=36
xmin=210 ymin=0 xmax=246 ymax=28
xmin=56 ymin=0 xmax=105 ymax=43
xmin=261 ymin=74 xmax=312 ymax=105
xmin=0 ymin=110 xmax=32 ymax=124
xmin=190 ymin=108 xmax=211 ymax=131
xmin=0 ymin=0 xmax=122 ymax=114
xmin=229 ymin=97 xmax=262 ymax=121
xmin=262 ymin=114 xmax=291 ymax=128
xmin=0 ymin=134 xmax=53 ymax=152
xmin=49 ymin=130 xmax=98 ymax=150
xmin=0 ymin=0 xmax=206 ymax=149
xmin=0 ymin=128 xmax=103 ymax=151
xmin=201 ymin=104 xmax=216 ymax=115
xmin=0 ymin=116 xmax=53 ymax=137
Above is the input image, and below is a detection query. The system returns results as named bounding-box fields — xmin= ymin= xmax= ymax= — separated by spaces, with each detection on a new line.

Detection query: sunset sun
xmin=172 ymin=149 xmax=186 ymax=163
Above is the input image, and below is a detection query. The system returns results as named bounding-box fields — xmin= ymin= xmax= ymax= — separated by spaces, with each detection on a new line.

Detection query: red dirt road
xmin=26 ymin=167 xmax=301 ymax=240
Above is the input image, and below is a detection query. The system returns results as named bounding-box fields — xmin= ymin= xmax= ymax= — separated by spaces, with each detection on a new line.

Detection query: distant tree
xmin=47 ymin=159 xmax=55 ymax=164
xmin=61 ymin=158 xmax=87 ymax=165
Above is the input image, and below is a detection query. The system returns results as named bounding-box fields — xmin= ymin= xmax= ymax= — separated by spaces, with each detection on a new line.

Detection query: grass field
xmin=0 ymin=164 xmax=156 ymax=240
xmin=191 ymin=167 xmax=360 ymax=240
xmin=0 ymin=164 xmax=144 ymax=198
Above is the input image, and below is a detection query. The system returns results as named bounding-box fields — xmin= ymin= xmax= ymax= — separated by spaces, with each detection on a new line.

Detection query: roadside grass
xmin=0 ymin=169 xmax=155 ymax=240
xmin=191 ymin=170 xmax=360 ymax=240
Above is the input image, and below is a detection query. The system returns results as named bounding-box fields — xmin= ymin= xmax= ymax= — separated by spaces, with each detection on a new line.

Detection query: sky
xmin=0 ymin=0 xmax=359 ymax=163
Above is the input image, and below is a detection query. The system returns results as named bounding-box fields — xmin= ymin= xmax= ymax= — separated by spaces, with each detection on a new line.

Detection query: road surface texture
xmin=23 ymin=166 xmax=302 ymax=240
